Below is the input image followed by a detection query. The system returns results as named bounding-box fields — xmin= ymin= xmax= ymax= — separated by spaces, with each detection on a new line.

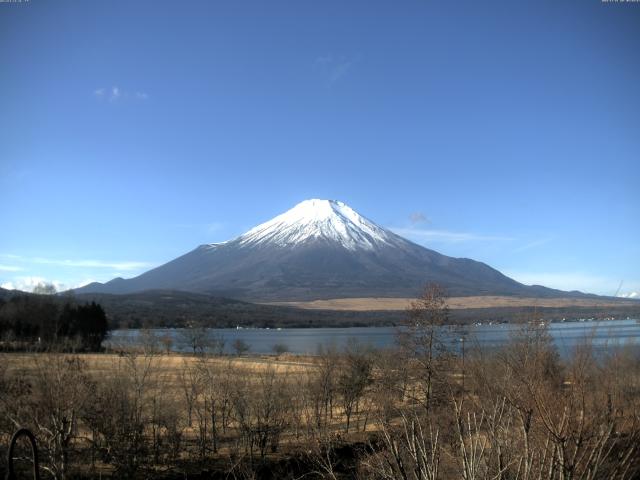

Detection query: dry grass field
xmin=1 ymin=323 xmax=639 ymax=479
xmin=265 ymin=295 xmax=637 ymax=311
xmin=1 ymin=351 xmax=316 ymax=386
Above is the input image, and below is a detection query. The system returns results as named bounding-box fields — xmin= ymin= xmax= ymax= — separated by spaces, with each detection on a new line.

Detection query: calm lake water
xmin=107 ymin=319 xmax=640 ymax=358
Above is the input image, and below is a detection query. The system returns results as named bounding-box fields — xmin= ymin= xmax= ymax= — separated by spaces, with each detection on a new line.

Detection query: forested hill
xmin=0 ymin=288 xmax=108 ymax=350
xmin=2 ymin=288 xmax=639 ymax=332
xmin=73 ymin=290 xmax=399 ymax=328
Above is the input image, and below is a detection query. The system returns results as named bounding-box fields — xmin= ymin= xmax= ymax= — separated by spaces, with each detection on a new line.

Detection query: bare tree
xmin=210 ymin=332 xmax=226 ymax=356
xmin=233 ymin=338 xmax=250 ymax=356
xmin=195 ymin=358 xmax=224 ymax=454
xmin=179 ymin=361 xmax=201 ymax=427
xmin=82 ymin=351 xmax=157 ymax=478
xmin=25 ymin=355 xmax=92 ymax=480
xmin=33 ymin=282 xmax=57 ymax=295
xmin=139 ymin=328 xmax=161 ymax=354
xmin=179 ymin=325 xmax=221 ymax=355
xmin=232 ymin=366 xmax=293 ymax=463
xmin=159 ymin=332 xmax=173 ymax=354
xmin=400 ymin=283 xmax=449 ymax=411
xmin=370 ymin=347 xmax=410 ymax=424
xmin=337 ymin=339 xmax=373 ymax=433
xmin=272 ymin=342 xmax=289 ymax=357
xmin=362 ymin=408 xmax=441 ymax=480
xmin=461 ymin=321 xmax=640 ymax=480
xmin=308 ymin=344 xmax=339 ymax=432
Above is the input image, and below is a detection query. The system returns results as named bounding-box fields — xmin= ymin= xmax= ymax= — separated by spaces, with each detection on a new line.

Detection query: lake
xmin=106 ymin=318 xmax=640 ymax=358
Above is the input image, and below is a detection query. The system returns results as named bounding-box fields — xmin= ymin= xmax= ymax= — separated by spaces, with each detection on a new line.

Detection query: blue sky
xmin=1 ymin=0 xmax=639 ymax=296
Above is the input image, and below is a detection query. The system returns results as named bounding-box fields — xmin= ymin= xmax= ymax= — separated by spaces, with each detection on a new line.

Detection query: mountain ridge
xmin=74 ymin=199 xmax=595 ymax=301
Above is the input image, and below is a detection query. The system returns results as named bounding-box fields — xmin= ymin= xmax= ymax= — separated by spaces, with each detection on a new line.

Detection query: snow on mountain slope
xmin=236 ymin=199 xmax=401 ymax=251
xmin=74 ymin=198 xmax=583 ymax=301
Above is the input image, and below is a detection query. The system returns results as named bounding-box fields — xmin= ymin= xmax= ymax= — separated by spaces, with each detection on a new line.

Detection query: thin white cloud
xmin=71 ymin=278 xmax=99 ymax=289
xmin=503 ymin=270 xmax=640 ymax=296
xmin=0 ymin=274 xmax=136 ymax=293
xmin=29 ymin=257 xmax=152 ymax=271
xmin=1 ymin=276 xmax=66 ymax=293
xmin=314 ymin=55 xmax=354 ymax=86
xmin=0 ymin=264 xmax=22 ymax=272
xmin=170 ymin=222 xmax=224 ymax=233
xmin=393 ymin=227 xmax=513 ymax=243
xmin=0 ymin=254 xmax=153 ymax=271
xmin=0 ymin=254 xmax=154 ymax=293
xmin=512 ymin=237 xmax=553 ymax=253
xmin=93 ymin=86 xmax=149 ymax=102
xmin=618 ymin=291 xmax=638 ymax=299
xmin=409 ymin=212 xmax=428 ymax=225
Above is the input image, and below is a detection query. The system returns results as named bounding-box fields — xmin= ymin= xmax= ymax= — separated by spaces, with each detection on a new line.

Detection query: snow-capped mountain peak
xmin=237 ymin=199 xmax=399 ymax=250
xmin=74 ymin=198 xmax=571 ymax=301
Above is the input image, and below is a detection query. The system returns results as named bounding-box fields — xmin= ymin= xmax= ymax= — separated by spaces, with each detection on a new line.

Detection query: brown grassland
xmin=265 ymin=296 xmax=638 ymax=311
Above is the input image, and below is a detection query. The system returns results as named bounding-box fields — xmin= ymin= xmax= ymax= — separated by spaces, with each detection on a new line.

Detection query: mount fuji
xmin=75 ymin=199 xmax=573 ymax=301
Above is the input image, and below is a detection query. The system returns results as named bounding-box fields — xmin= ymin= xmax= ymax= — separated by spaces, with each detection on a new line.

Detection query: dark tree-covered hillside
xmin=0 ymin=295 xmax=108 ymax=351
